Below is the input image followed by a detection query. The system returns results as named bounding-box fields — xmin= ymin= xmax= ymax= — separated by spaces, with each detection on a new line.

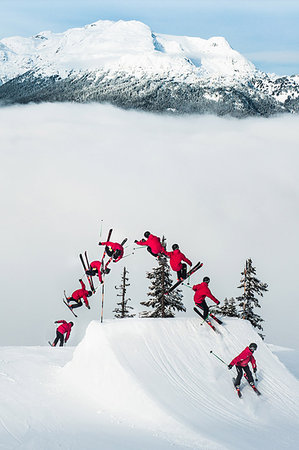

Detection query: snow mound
xmin=62 ymin=317 xmax=299 ymax=449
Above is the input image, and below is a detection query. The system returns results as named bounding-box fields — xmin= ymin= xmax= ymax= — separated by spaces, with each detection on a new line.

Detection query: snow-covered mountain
xmin=1 ymin=318 xmax=298 ymax=449
xmin=0 ymin=19 xmax=298 ymax=116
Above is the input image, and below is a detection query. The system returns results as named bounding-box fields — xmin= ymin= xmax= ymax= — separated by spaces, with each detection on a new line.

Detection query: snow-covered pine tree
xmin=113 ymin=267 xmax=135 ymax=319
xmin=211 ymin=297 xmax=239 ymax=318
xmin=236 ymin=258 xmax=268 ymax=338
xmin=140 ymin=237 xmax=185 ymax=318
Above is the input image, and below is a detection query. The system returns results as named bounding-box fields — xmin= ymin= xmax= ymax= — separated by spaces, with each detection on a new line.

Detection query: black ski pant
xmin=69 ymin=298 xmax=83 ymax=309
xmin=235 ymin=365 xmax=254 ymax=387
xmin=147 ymin=247 xmax=159 ymax=257
xmin=177 ymin=264 xmax=187 ymax=280
xmin=196 ymin=300 xmax=209 ymax=320
xmin=53 ymin=331 xmax=64 ymax=347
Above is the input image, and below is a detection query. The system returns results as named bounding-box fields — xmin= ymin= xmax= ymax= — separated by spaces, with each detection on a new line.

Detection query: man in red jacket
xmin=163 ymin=244 xmax=192 ymax=280
xmin=228 ymin=343 xmax=258 ymax=389
xmin=51 ymin=320 xmax=73 ymax=347
xmin=67 ymin=279 xmax=92 ymax=310
xmin=193 ymin=276 xmax=220 ymax=320
xmin=86 ymin=260 xmax=103 ymax=284
xmin=98 ymin=240 xmax=125 ymax=272
xmin=135 ymin=231 xmax=164 ymax=257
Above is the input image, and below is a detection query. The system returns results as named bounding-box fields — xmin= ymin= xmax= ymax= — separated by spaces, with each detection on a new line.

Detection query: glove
xmin=98 ymin=242 xmax=102 ymax=245
xmin=79 ymin=278 xmax=82 ymax=282
xmin=54 ymin=321 xmax=58 ymax=324
xmin=228 ymin=364 xmax=233 ymax=370
xmin=86 ymin=305 xmax=91 ymax=310
xmin=134 ymin=240 xmax=138 ymax=243
xmin=216 ymin=300 xmax=220 ymax=305
xmin=253 ymin=367 xmax=257 ymax=373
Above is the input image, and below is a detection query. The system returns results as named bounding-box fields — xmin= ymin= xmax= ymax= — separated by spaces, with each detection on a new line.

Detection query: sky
xmin=0 ymin=0 xmax=299 ymax=75
xmin=0 ymin=103 xmax=298 ymax=349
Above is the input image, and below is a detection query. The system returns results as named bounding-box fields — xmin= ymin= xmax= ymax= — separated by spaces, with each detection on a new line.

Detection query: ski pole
xmin=209 ymin=350 xmax=228 ymax=366
xmin=182 ymin=283 xmax=192 ymax=289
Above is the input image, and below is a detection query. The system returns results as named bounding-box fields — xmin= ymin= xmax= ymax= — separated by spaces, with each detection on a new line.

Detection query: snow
xmin=1 ymin=318 xmax=298 ymax=449
xmin=0 ymin=19 xmax=256 ymax=85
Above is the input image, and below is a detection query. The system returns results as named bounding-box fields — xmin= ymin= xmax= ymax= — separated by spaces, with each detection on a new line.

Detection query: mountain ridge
xmin=0 ymin=19 xmax=298 ymax=116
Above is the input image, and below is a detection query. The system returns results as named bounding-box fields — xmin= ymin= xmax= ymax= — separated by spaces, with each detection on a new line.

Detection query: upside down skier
xmin=86 ymin=260 xmax=103 ymax=284
xmin=228 ymin=343 xmax=258 ymax=390
xmin=193 ymin=276 xmax=220 ymax=320
xmin=66 ymin=279 xmax=92 ymax=310
xmin=50 ymin=320 xmax=73 ymax=347
xmin=98 ymin=239 xmax=126 ymax=272
xmin=135 ymin=231 xmax=164 ymax=257
xmin=163 ymin=244 xmax=192 ymax=280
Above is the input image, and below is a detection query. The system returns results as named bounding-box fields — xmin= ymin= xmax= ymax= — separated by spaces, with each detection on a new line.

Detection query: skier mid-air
xmin=50 ymin=320 xmax=73 ymax=347
xmin=162 ymin=243 xmax=192 ymax=280
xmin=85 ymin=260 xmax=104 ymax=283
xmin=98 ymin=239 xmax=126 ymax=272
xmin=135 ymin=231 xmax=164 ymax=257
xmin=193 ymin=276 xmax=220 ymax=320
xmin=66 ymin=279 xmax=92 ymax=310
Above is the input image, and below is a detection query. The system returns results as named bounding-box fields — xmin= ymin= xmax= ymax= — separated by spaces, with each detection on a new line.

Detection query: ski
xmin=208 ymin=312 xmax=223 ymax=325
xmin=121 ymin=238 xmax=128 ymax=247
xmin=63 ymin=291 xmax=78 ymax=317
xmin=79 ymin=253 xmax=95 ymax=293
xmin=48 ymin=341 xmax=54 ymax=347
xmin=84 ymin=251 xmax=95 ymax=293
xmin=233 ymin=377 xmax=242 ymax=398
xmin=244 ymin=374 xmax=261 ymax=396
xmin=193 ymin=307 xmax=219 ymax=333
xmin=166 ymin=262 xmax=203 ymax=295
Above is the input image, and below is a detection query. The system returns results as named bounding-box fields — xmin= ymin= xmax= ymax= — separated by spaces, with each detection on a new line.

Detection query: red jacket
xmin=163 ymin=248 xmax=192 ymax=271
xmin=193 ymin=281 xmax=219 ymax=305
xmin=90 ymin=260 xmax=103 ymax=283
xmin=72 ymin=280 xmax=90 ymax=307
xmin=101 ymin=241 xmax=124 ymax=262
xmin=136 ymin=234 xmax=163 ymax=254
xmin=56 ymin=320 xmax=72 ymax=342
xmin=229 ymin=347 xmax=257 ymax=369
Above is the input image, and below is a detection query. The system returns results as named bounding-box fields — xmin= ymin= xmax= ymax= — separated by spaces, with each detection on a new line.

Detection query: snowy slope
xmin=1 ymin=318 xmax=298 ymax=449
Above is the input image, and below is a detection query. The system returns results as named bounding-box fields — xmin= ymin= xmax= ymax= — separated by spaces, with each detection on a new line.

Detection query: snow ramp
xmin=62 ymin=317 xmax=299 ymax=449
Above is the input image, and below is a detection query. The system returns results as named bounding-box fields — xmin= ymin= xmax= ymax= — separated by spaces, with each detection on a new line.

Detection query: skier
xmin=50 ymin=320 xmax=73 ymax=347
xmin=163 ymin=244 xmax=192 ymax=280
xmin=134 ymin=231 xmax=164 ymax=257
xmin=66 ymin=279 xmax=92 ymax=310
xmin=98 ymin=240 xmax=125 ymax=272
xmin=228 ymin=343 xmax=257 ymax=389
xmin=86 ymin=260 xmax=103 ymax=284
xmin=193 ymin=276 xmax=220 ymax=320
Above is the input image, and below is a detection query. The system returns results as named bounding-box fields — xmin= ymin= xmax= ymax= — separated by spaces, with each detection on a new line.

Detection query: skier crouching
xmin=193 ymin=276 xmax=220 ymax=320
xmin=67 ymin=279 xmax=92 ymax=310
xmin=228 ymin=343 xmax=258 ymax=389
xmin=51 ymin=320 xmax=73 ymax=347
xmin=134 ymin=231 xmax=164 ymax=257
xmin=86 ymin=260 xmax=103 ymax=283
xmin=163 ymin=244 xmax=192 ymax=281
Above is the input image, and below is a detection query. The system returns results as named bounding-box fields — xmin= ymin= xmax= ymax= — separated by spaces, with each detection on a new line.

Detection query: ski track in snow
xmin=0 ymin=318 xmax=299 ymax=449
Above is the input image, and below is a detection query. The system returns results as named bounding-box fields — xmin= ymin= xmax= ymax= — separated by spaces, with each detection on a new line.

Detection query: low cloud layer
xmin=0 ymin=103 xmax=298 ymax=348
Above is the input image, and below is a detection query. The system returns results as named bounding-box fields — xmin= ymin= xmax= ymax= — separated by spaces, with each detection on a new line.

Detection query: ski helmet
xmin=87 ymin=291 xmax=92 ymax=297
xmin=144 ymin=231 xmax=150 ymax=238
xmin=172 ymin=244 xmax=179 ymax=251
xmin=203 ymin=276 xmax=210 ymax=283
xmin=249 ymin=343 xmax=257 ymax=352
xmin=70 ymin=322 xmax=74 ymax=327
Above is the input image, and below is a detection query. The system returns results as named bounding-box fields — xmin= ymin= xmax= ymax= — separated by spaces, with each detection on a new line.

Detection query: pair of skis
xmin=232 ymin=376 xmax=261 ymax=398
xmin=166 ymin=261 xmax=203 ymax=296
xmin=193 ymin=307 xmax=221 ymax=333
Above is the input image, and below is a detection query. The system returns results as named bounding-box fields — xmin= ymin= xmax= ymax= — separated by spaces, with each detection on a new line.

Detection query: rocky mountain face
xmin=0 ymin=19 xmax=298 ymax=117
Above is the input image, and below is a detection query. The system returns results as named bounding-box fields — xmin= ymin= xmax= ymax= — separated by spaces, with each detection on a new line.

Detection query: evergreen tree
xmin=236 ymin=258 xmax=268 ymax=338
xmin=211 ymin=297 xmax=239 ymax=318
xmin=140 ymin=237 xmax=185 ymax=318
xmin=113 ymin=267 xmax=135 ymax=319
